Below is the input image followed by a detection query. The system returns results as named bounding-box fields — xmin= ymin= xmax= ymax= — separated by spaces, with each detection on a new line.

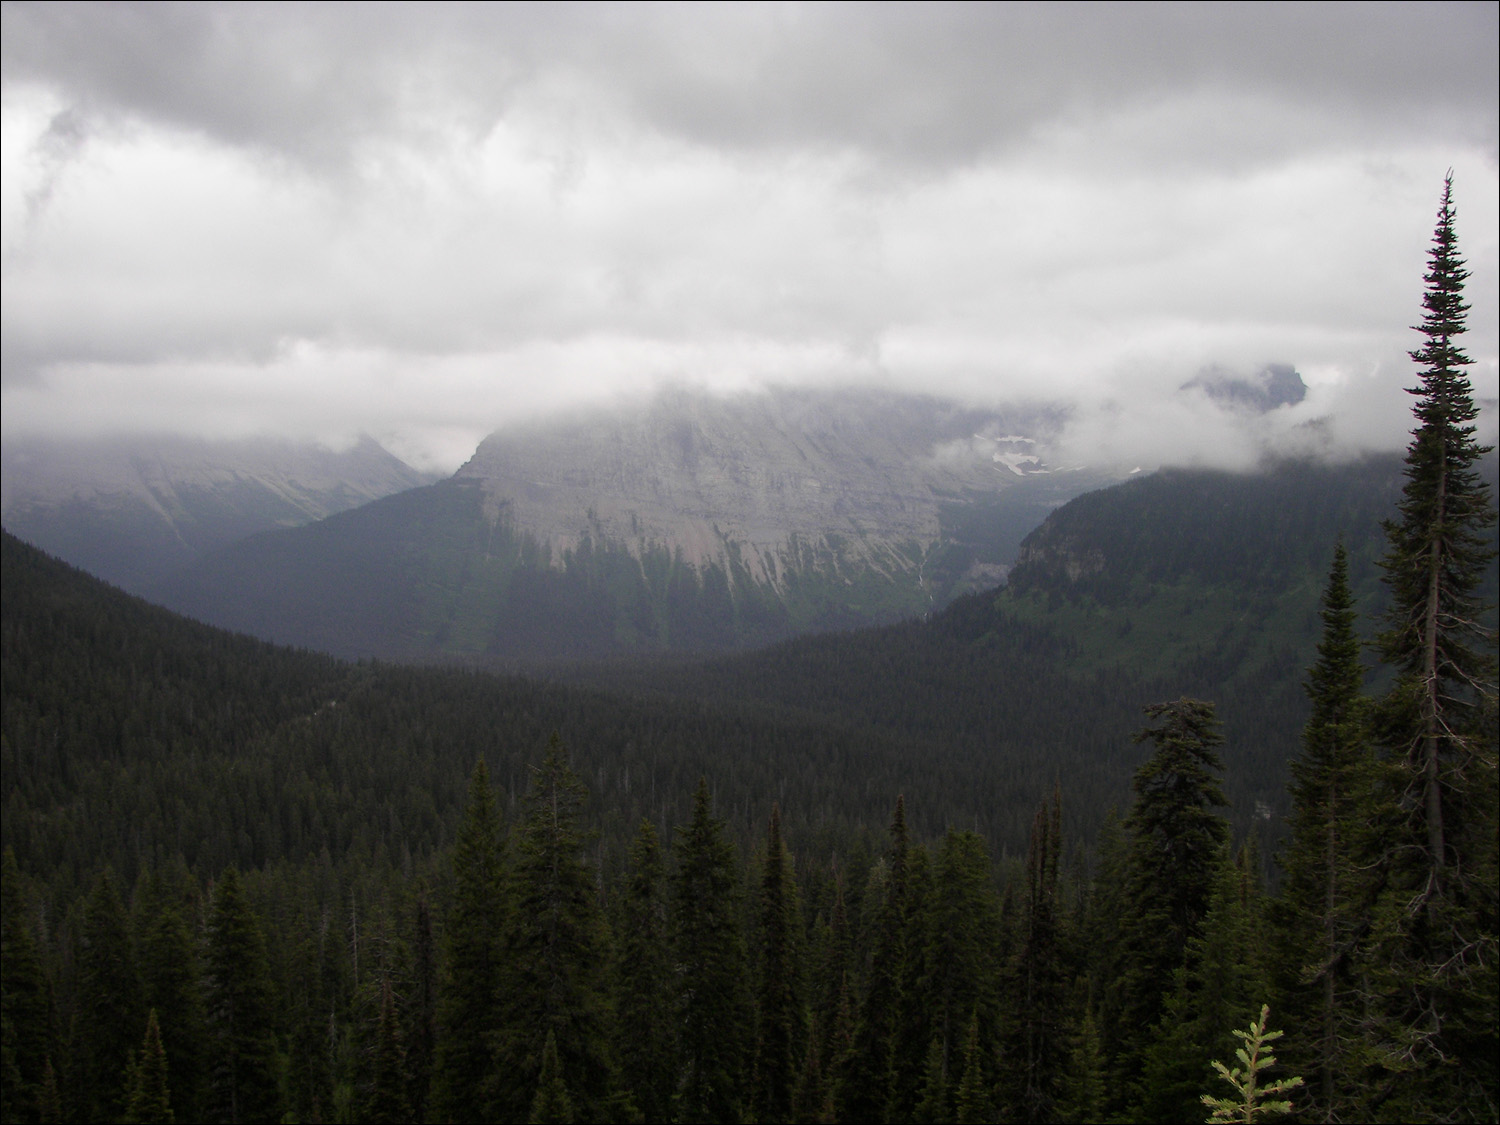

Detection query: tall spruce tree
xmin=203 ymin=868 xmax=281 ymax=1125
xmin=810 ymin=869 xmax=853 ymax=1068
xmin=615 ymin=819 xmax=675 ymax=1123
xmin=924 ymin=829 xmax=1001 ymax=1119
xmin=1122 ymin=699 xmax=1230 ymax=957
xmin=529 ymin=1029 xmax=575 ymax=1125
xmin=363 ymin=977 xmax=409 ymax=1125
xmin=672 ymin=778 xmax=750 ymax=1123
xmin=1363 ymin=174 xmax=1499 ymax=1118
xmin=953 ymin=1011 xmax=994 ymax=1125
xmin=494 ymin=733 xmax=620 ymax=1122
xmin=77 ymin=868 xmax=144 ymax=1123
xmin=838 ymin=795 xmax=915 ymax=1124
xmin=1108 ymin=699 xmax=1229 ymax=1114
xmin=889 ymin=844 xmax=935 ymax=1122
xmin=1003 ymin=791 xmax=1069 ymax=1122
xmin=136 ymin=867 xmax=207 ymax=1123
xmin=1377 ymin=173 xmax=1497 ymax=884
xmin=1 ymin=850 xmax=53 ymax=1125
xmin=751 ymin=803 xmax=804 ymax=1124
xmin=125 ymin=1008 xmax=174 ymax=1125
xmin=1274 ymin=542 xmax=1372 ymax=1121
xmin=406 ymin=889 xmax=437 ymax=1125
xmin=431 ymin=760 xmax=507 ymax=1123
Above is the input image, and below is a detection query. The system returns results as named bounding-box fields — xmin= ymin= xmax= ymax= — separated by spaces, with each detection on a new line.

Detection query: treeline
xmin=0 ymin=719 xmax=1361 ymax=1123
xmin=2 ymin=655 xmax=1491 ymax=1124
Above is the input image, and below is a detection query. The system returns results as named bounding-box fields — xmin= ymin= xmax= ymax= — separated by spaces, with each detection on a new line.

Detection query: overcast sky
xmin=2 ymin=2 xmax=1496 ymax=473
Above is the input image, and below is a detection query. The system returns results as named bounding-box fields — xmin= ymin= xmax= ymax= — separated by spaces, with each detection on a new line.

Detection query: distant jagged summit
xmin=1181 ymin=364 xmax=1307 ymax=412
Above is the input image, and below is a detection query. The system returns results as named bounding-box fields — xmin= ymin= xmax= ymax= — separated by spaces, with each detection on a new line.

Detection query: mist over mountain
xmin=456 ymin=385 xmax=1105 ymax=591
xmin=1181 ymin=363 xmax=1308 ymax=413
xmin=155 ymin=386 xmax=1122 ymax=661
xmin=0 ymin=433 xmax=436 ymax=595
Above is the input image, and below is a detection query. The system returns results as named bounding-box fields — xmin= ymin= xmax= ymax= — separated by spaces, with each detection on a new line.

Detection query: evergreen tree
xmin=1364 ymin=173 xmax=1499 ymax=1118
xmin=1056 ymin=1000 xmax=1106 ymax=1124
xmin=751 ymin=803 xmax=804 ymax=1124
xmin=1 ymin=850 xmax=52 ymax=1125
xmin=1002 ymin=791 xmax=1069 ymax=1122
xmin=529 ymin=1029 xmax=575 ymax=1125
xmin=135 ymin=868 xmax=206 ymax=1123
xmin=494 ymin=733 xmax=620 ymax=1122
xmin=36 ymin=1058 xmax=61 ymax=1125
xmin=672 ymin=778 xmax=750 ymax=1123
xmin=431 ymin=759 xmax=507 ymax=1123
xmin=790 ymin=1016 xmax=831 ymax=1125
xmin=810 ymin=870 xmax=853 ymax=1066
xmin=1109 ymin=699 xmax=1229 ymax=1111
xmin=615 ymin=819 xmax=675 ymax=1123
xmin=953 ymin=1012 xmax=994 ymax=1125
xmin=888 ymin=843 xmax=934 ymax=1122
xmin=1274 ymin=543 xmax=1372 ymax=1121
xmin=125 ymin=1008 xmax=174 ymax=1124
xmin=1125 ymin=699 xmax=1230 ymax=956
xmin=78 ymin=868 xmax=144 ymax=1122
xmin=839 ymin=795 xmax=917 ymax=1123
xmin=913 ymin=1034 xmax=950 ymax=1125
xmin=203 ymin=868 xmax=281 ymax=1125
xmin=1138 ymin=841 xmax=1269 ymax=1123
xmin=282 ymin=929 xmax=334 ymax=1125
xmin=1200 ymin=1004 xmax=1304 ymax=1124
xmin=406 ymin=888 xmax=437 ymax=1125
xmin=363 ymin=978 xmax=409 ymax=1125
xmin=1082 ymin=809 xmax=1131 ymax=1102
xmin=822 ymin=977 xmax=856 ymax=1125
xmin=1377 ymin=173 xmax=1497 ymax=884
xmin=924 ymin=829 xmax=1000 ymax=1121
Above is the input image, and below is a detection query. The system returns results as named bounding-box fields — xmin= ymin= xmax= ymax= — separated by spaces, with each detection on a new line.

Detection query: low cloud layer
xmin=3 ymin=2 xmax=1496 ymax=472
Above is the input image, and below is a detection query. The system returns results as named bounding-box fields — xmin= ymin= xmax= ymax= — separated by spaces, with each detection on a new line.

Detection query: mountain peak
xmin=1181 ymin=364 xmax=1307 ymax=413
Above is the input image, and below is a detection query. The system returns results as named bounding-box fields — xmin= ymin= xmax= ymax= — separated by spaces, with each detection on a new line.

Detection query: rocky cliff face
xmin=1 ymin=433 xmax=434 ymax=594
xmin=457 ymin=385 xmax=1100 ymax=605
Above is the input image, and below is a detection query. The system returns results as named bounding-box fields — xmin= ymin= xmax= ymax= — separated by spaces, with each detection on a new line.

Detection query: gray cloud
xmin=5 ymin=3 xmax=1494 ymax=165
xmin=1 ymin=2 xmax=1496 ymax=472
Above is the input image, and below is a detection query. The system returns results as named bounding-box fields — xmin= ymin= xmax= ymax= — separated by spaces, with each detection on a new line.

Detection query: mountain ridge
xmin=1 ymin=432 xmax=436 ymax=595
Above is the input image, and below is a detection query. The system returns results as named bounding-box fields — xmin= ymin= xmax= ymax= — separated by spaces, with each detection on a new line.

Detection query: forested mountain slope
xmin=15 ymin=452 xmax=1484 ymax=891
xmin=0 ymin=531 xmax=1310 ymax=1124
xmin=565 ymin=454 xmax=1483 ymax=837
xmin=2 ymin=531 xmax=1057 ymax=895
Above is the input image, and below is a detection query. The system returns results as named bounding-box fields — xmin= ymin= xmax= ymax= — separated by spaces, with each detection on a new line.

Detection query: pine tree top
xmin=1409 ymin=173 xmax=1473 ymax=380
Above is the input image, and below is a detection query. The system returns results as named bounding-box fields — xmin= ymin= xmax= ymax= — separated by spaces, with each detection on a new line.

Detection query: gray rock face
xmin=2 ymin=433 xmax=434 ymax=593
xmin=456 ymin=385 xmax=1109 ymax=607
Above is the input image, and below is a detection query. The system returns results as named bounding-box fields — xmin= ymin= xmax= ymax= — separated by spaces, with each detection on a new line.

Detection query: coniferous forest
xmin=2 ymin=187 xmax=1496 ymax=1124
